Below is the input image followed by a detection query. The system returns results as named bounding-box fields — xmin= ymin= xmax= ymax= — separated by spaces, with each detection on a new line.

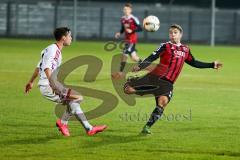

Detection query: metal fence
xmin=0 ymin=1 xmax=240 ymax=44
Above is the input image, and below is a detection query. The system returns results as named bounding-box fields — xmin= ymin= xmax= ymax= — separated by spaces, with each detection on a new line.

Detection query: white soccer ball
xmin=143 ymin=15 xmax=160 ymax=32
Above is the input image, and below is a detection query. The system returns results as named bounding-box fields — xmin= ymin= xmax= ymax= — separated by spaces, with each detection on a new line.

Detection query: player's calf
xmin=141 ymin=96 xmax=169 ymax=134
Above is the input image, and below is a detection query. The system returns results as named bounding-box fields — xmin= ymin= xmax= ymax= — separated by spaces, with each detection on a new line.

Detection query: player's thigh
xmin=53 ymin=81 xmax=83 ymax=102
xmin=39 ymin=85 xmax=62 ymax=103
xmin=123 ymin=43 xmax=135 ymax=55
xmin=124 ymin=74 xmax=152 ymax=95
xmin=130 ymin=51 xmax=140 ymax=62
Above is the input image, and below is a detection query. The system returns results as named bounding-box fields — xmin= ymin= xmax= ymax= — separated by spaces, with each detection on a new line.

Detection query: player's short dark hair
xmin=124 ymin=3 xmax=132 ymax=8
xmin=170 ymin=24 xmax=183 ymax=33
xmin=53 ymin=27 xmax=71 ymax=41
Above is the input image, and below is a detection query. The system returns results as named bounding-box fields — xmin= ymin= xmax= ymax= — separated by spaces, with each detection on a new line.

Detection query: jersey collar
xmin=168 ymin=41 xmax=182 ymax=47
xmin=123 ymin=14 xmax=133 ymax=19
xmin=55 ymin=43 xmax=61 ymax=51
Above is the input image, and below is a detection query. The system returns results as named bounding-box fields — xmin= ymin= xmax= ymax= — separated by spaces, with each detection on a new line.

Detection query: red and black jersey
xmin=120 ymin=14 xmax=142 ymax=44
xmin=138 ymin=42 xmax=214 ymax=83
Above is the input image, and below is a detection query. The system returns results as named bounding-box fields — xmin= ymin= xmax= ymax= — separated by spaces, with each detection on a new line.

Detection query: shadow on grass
xmin=0 ymin=133 xmax=60 ymax=146
xmin=81 ymin=129 xmax=240 ymax=158
xmin=81 ymin=129 xmax=149 ymax=149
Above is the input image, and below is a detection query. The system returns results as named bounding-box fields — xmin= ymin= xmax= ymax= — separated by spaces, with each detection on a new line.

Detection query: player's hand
xmin=25 ymin=82 xmax=33 ymax=94
xmin=115 ymin=32 xmax=121 ymax=39
xmin=126 ymin=28 xmax=133 ymax=33
xmin=132 ymin=65 xmax=140 ymax=72
xmin=213 ymin=61 xmax=223 ymax=70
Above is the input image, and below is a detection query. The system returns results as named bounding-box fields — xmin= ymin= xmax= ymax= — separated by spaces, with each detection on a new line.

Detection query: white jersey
xmin=37 ymin=44 xmax=62 ymax=86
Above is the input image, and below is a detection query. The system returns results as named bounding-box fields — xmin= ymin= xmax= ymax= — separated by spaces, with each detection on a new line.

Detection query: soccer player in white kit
xmin=25 ymin=27 xmax=107 ymax=137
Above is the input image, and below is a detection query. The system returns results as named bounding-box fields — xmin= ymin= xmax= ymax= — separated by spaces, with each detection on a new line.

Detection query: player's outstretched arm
xmin=132 ymin=53 xmax=159 ymax=72
xmin=44 ymin=68 xmax=55 ymax=88
xmin=44 ymin=68 xmax=62 ymax=95
xmin=185 ymin=51 xmax=223 ymax=70
xmin=132 ymin=44 xmax=165 ymax=72
xmin=25 ymin=67 xmax=39 ymax=94
xmin=135 ymin=24 xmax=142 ymax=32
xmin=132 ymin=16 xmax=142 ymax=33
xmin=115 ymin=23 xmax=124 ymax=39
xmin=186 ymin=58 xmax=223 ymax=70
xmin=213 ymin=60 xmax=223 ymax=69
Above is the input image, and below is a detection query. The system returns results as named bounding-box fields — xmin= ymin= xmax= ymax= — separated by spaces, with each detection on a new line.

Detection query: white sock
xmin=61 ymin=108 xmax=72 ymax=125
xmin=69 ymin=101 xmax=93 ymax=131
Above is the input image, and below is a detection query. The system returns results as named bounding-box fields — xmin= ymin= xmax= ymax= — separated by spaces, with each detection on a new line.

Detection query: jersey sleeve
xmin=41 ymin=47 xmax=56 ymax=71
xmin=120 ymin=19 xmax=124 ymax=34
xmin=138 ymin=43 xmax=166 ymax=70
xmin=132 ymin=16 xmax=142 ymax=32
xmin=36 ymin=51 xmax=45 ymax=68
xmin=185 ymin=49 xmax=214 ymax=68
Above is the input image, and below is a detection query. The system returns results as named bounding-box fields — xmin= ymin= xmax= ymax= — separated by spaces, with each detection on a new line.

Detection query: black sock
xmin=120 ymin=62 xmax=126 ymax=72
xmin=146 ymin=106 xmax=164 ymax=127
xmin=138 ymin=59 xmax=142 ymax=64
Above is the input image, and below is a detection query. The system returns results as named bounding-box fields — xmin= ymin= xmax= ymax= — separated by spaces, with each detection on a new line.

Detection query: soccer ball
xmin=143 ymin=15 xmax=160 ymax=32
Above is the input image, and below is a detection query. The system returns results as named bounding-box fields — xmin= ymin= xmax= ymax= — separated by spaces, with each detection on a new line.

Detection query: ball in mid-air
xmin=143 ymin=15 xmax=160 ymax=32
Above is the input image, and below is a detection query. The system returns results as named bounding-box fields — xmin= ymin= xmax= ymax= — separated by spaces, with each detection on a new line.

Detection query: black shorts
xmin=124 ymin=74 xmax=173 ymax=102
xmin=123 ymin=43 xmax=136 ymax=55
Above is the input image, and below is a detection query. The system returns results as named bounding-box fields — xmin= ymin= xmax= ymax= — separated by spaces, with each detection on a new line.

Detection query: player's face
xmin=169 ymin=28 xmax=182 ymax=43
xmin=123 ymin=6 xmax=132 ymax=16
xmin=63 ymin=32 xmax=72 ymax=46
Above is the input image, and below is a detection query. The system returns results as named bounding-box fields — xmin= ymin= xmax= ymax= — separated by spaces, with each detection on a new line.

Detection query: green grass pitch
xmin=0 ymin=38 xmax=239 ymax=160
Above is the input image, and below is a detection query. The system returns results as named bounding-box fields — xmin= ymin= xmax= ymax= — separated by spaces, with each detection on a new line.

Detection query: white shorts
xmin=39 ymin=85 xmax=71 ymax=104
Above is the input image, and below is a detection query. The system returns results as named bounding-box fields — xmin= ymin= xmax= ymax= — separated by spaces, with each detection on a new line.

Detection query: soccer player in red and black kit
xmin=124 ymin=24 xmax=223 ymax=134
xmin=113 ymin=3 xmax=142 ymax=79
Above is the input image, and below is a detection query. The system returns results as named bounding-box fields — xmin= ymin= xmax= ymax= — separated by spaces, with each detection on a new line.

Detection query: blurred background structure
xmin=0 ymin=0 xmax=240 ymax=45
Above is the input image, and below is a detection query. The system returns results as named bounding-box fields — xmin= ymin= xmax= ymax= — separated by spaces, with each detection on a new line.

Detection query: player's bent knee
xmin=75 ymin=95 xmax=83 ymax=102
xmin=69 ymin=94 xmax=83 ymax=103
xmin=124 ymin=86 xmax=136 ymax=94
xmin=131 ymin=55 xmax=139 ymax=62
xmin=157 ymin=96 xmax=169 ymax=108
xmin=78 ymin=95 xmax=83 ymax=102
xmin=131 ymin=58 xmax=138 ymax=62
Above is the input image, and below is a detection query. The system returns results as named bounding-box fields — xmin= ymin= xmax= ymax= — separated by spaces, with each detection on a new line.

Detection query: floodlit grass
xmin=0 ymin=38 xmax=239 ymax=160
